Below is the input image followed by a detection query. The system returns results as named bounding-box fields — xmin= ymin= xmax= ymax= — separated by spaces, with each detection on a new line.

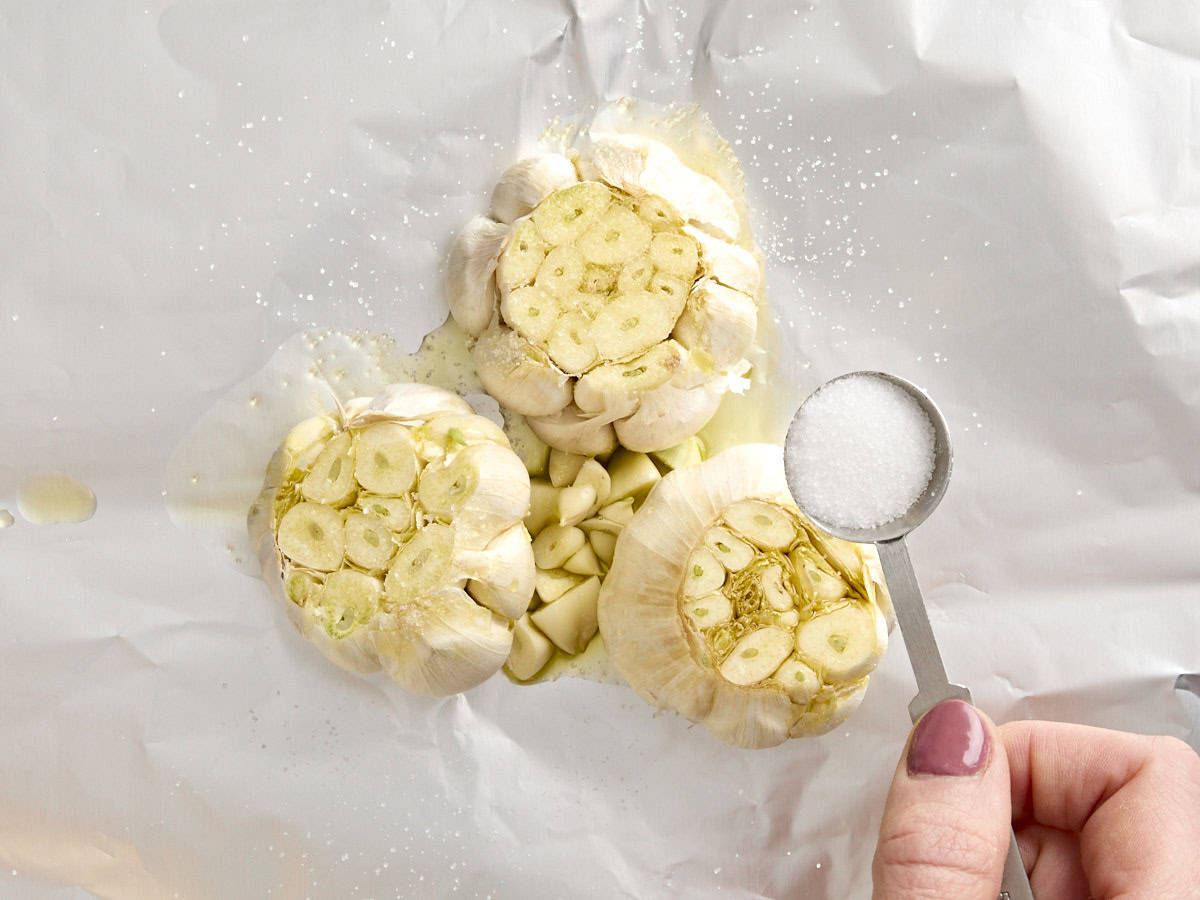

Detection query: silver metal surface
xmin=784 ymin=372 xmax=1034 ymax=900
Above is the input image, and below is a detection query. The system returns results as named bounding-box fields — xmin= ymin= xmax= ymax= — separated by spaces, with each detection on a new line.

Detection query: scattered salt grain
xmin=787 ymin=375 xmax=935 ymax=529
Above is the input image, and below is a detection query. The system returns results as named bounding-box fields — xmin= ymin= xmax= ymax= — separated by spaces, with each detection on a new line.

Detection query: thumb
xmin=872 ymin=699 xmax=1013 ymax=899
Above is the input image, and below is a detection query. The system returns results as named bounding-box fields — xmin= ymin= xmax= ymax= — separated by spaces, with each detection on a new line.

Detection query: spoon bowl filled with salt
xmin=783 ymin=371 xmax=1033 ymax=900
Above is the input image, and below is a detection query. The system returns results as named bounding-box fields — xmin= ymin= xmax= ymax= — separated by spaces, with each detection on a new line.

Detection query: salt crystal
xmin=787 ymin=375 xmax=935 ymax=529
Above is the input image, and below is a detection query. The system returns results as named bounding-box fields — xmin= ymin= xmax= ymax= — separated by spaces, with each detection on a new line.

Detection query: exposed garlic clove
xmin=585 ymin=133 xmax=740 ymax=240
xmin=557 ymin=483 xmax=597 ymax=527
xmin=474 ymin=324 xmax=573 ymax=418
xmin=604 ymin=449 xmax=661 ymax=502
xmin=530 ymin=576 xmax=601 ymax=654
xmin=794 ymin=602 xmax=887 ymax=683
xmin=613 ymin=376 xmax=723 ymax=453
xmin=372 ymin=587 xmax=513 ymax=697
xmin=548 ymin=448 xmax=587 ymax=487
xmin=571 ymin=459 xmax=611 ymax=508
xmin=446 ymin=215 xmax=509 ymax=337
xmin=683 ymin=226 xmax=761 ymax=296
xmin=524 ymin=478 xmax=559 ymax=536
xmin=534 ymin=568 xmax=585 ymax=605
xmin=532 ymin=524 xmax=587 ymax=570
xmin=672 ymin=279 xmax=758 ymax=371
xmin=488 ymin=153 xmax=579 ymax=224
xmin=461 ymin=524 xmax=537 ymax=620
xmin=417 ymin=442 xmax=530 ymax=551
xmin=506 ymin=614 xmax=556 ymax=681
xmin=526 ymin=405 xmax=618 ymax=458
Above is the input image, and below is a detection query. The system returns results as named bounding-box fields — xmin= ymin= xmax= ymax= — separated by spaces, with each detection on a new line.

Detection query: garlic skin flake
xmin=249 ymin=384 xmax=535 ymax=697
xmin=597 ymin=444 xmax=892 ymax=749
xmin=444 ymin=100 xmax=764 ymax=454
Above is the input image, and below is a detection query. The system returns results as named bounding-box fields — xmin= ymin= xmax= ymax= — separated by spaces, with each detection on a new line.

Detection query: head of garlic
xmin=445 ymin=109 xmax=762 ymax=456
xmin=597 ymin=444 xmax=893 ymax=749
xmin=248 ymin=383 xmax=535 ymax=697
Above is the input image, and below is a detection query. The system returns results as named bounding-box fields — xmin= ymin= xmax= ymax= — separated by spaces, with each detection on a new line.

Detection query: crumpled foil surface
xmin=1 ymin=2 xmax=1198 ymax=897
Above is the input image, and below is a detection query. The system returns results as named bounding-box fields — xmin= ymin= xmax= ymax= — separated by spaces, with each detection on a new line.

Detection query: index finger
xmin=999 ymin=720 xmax=1200 ymax=898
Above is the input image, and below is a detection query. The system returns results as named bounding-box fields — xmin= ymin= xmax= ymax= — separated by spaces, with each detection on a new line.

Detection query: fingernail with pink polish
xmin=906 ymin=699 xmax=991 ymax=776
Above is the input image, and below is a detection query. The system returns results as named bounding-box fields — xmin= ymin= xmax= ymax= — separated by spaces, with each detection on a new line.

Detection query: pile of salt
xmin=786 ymin=375 xmax=936 ymax=530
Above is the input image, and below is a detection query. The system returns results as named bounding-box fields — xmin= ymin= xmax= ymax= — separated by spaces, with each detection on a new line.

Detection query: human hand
xmin=871 ymin=700 xmax=1200 ymax=899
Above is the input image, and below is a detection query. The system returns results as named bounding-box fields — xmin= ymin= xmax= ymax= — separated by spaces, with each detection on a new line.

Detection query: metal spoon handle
xmin=875 ymin=538 xmax=970 ymax=719
xmin=875 ymin=538 xmax=1034 ymax=900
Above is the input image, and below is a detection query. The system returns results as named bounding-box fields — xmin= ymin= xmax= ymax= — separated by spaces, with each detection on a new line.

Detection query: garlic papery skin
xmin=249 ymin=383 xmax=535 ymax=697
xmin=597 ymin=444 xmax=892 ymax=749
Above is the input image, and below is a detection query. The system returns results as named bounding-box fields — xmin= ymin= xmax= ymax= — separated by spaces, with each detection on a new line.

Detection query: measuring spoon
xmin=783 ymin=371 xmax=1033 ymax=900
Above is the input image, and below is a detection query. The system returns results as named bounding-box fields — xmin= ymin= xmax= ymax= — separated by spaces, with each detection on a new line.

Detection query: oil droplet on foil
xmin=17 ymin=472 xmax=97 ymax=524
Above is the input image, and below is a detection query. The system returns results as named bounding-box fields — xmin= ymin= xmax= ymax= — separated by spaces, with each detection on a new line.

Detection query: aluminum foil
xmin=2 ymin=1 xmax=1198 ymax=897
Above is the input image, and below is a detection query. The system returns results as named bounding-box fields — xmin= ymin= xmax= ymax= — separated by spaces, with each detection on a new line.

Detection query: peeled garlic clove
xmin=525 ymin=478 xmax=559 ymax=536
xmin=598 ymin=444 xmax=891 ymax=748
xmin=530 ymin=576 xmax=601 ymax=654
xmin=474 ymin=324 xmax=573 ymax=417
xmin=503 ymin=413 xmax=550 ymax=477
xmin=526 ymin=405 xmax=617 ymax=458
xmin=457 ymin=524 xmax=536 ymax=620
xmin=588 ymin=529 xmax=618 ymax=566
xmin=548 ymin=448 xmax=587 ymax=487
xmin=605 ymin=449 xmax=661 ymax=502
xmin=488 ymin=153 xmax=580 ymax=225
xmin=562 ymin=542 xmax=603 ymax=576
xmin=446 ymin=216 xmax=509 ymax=337
xmin=571 ymin=459 xmax=611 ymax=508
xmin=557 ymin=484 xmax=597 ymax=528
xmin=535 ymin=568 xmax=585 ymax=605
xmin=672 ymin=279 xmax=757 ymax=371
xmin=506 ymin=614 xmax=555 ymax=681
xmin=373 ymin=587 xmax=513 ymax=697
xmin=532 ymin=524 xmax=586 ymax=570
xmin=598 ymin=497 xmax=635 ymax=525
xmin=650 ymin=436 xmax=705 ymax=472
xmin=683 ymin=225 xmax=761 ymax=296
